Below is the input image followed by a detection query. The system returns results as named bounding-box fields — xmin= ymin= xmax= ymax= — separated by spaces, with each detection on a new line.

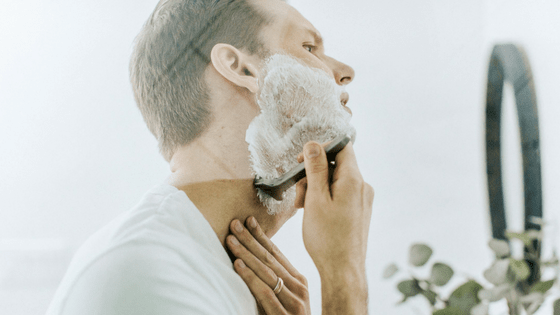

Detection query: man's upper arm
xmin=60 ymin=242 xmax=232 ymax=315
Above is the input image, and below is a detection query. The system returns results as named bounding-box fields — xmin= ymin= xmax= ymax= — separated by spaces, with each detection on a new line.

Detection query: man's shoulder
xmin=72 ymin=183 xmax=219 ymax=272
xmin=47 ymin=184 xmax=258 ymax=315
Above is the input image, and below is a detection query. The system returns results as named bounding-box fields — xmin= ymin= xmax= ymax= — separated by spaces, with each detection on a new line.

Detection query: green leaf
xmin=477 ymin=283 xmax=510 ymax=302
xmin=530 ymin=280 xmax=555 ymax=294
xmin=421 ymin=289 xmax=437 ymax=306
xmin=553 ymin=298 xmax=560 ymax=315
xmin=432 ymin=306 xmax=463 ymax=315
xmin=483 ymin=259 xmax=510 ymax=285
xmin=448 ymin=280 xmax=483 ymax=314
xmin=383 ymin=263 xmax=399 ymax=279
xmin=397 ymin=279 xmax=421 ymax=297
xmin=505 ymin=230 xmax=541 ymax=247
xmin=409 ymin=243 xmax=433 ymax=267
xmin=526 ymin=229 xmax=543 ymax=240
xmin=396 ymin=295 xmax=409 ymax=305
xmin=520 ymin=292 xmax=545 ymax=314
xmin=519 ymin=292 xmax=544 ymax=304
xmin=430 ymin=262 xmax=454 ymax=286
xmin=471 ymin=303 xmax=489 ymax=315
xmin=488 ymin=239 xmax=510 ymax=258
xmin=509 ymin=258 xmax=530 ymax=281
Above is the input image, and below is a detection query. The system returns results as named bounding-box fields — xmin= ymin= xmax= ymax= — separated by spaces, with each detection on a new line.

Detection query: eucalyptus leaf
xmin=383 ymin=263 xmax=399 ymax=279
xmin=509 ymin=258 xmax=530 ymax=281
xmin=409 ymin=243 xmax=433 ymax=267
xmin=525 ymin=229 xmax=543 ymax=240
xmin=529 ymin=279 xmax=555 ymax=294
xmin=396 ymin=295 xmax=408 ymax=305
xmin=432 ymin=306 xmax=462 ymax=315
xmin=520 ymin=293 xmax=544 ymax=315
xmin=477 ymin=283 xmax=510 ymax=302
xmin=553 ymin=298 xmax=560 ymax=315
xmin=483 ymin=259 xmax=510 ymax=285
xmin=397 ymin=279 xmax=421 ymax=297
xmin=506 ymin=231 xmax=533 ymax=247
xmin=488 ymin=239 xmax=510 ymax=258
xmin=430 ymin=262 xmax=454 ymax=286
xmin=528 ymin=216 xmax=545 ymax=226
xmin=421 ymin=289 xmax=437 ymax=306
xmin=470 ymin=303 xmax=489 ymax=315
xmin=448 ymin=280 xmax=483 ymax=313
xmin=541 ymin=258 xmax=559 ymax=267
xmin=519 ymin=292 xmax=543 ymax=304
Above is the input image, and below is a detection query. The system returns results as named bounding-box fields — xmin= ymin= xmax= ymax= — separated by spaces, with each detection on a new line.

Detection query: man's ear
xmin=210 ymin=44 xmax=259 ymax=94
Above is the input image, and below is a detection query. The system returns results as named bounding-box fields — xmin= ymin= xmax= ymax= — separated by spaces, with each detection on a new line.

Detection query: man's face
xmin=244 ymin=1 xmax=357 ymax=217
xmin=255 ymin=0 xmax=355 ymax=91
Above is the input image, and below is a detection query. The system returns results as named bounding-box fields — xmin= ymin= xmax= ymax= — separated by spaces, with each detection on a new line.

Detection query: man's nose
xmin=325 ymin=56 xmax=355 ymax=86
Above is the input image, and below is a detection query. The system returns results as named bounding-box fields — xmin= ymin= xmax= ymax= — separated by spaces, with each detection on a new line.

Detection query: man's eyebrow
xmin=306 ymin=28 xmax=323 ymax=46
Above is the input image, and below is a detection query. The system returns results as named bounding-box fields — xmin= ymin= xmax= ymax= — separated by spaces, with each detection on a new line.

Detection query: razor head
xmin=253 ymin=135 xmax=351 ymax=201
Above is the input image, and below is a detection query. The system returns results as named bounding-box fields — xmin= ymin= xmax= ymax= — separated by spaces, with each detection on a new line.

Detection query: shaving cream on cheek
xmin=245 ymin=54 xmax=357 ymax=215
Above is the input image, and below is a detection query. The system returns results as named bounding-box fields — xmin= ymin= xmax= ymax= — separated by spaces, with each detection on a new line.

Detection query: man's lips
xmin=340 ymin=92 xmax=349 ymax=106
xmin=340 ymin=92 xmax=351 ymax=115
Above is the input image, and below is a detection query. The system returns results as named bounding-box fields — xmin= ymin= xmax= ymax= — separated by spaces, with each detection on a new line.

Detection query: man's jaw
xmin=246 ymin=53 xmax=356 ymax=215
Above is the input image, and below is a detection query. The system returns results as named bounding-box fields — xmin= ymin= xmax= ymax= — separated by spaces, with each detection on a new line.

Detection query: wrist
xmin=318 ymin=262 xmax=367 ymax=288
xmin=319 ymin=264 xmax=368 ymax=315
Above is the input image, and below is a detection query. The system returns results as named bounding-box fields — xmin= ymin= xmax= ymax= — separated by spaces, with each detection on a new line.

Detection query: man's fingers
xmin=302 ymin=141 xmax=331 ymax=200
xmin=229 ymin=220 xmax=299 ymax=290
xmin=296 ymin=141 xmax=332 ymax=163
xmin=331 ymin=140 xmax=363 ymax=186
xmin=227 ymin=235 xmax=277 ymax=287
xmin=246 ymin=217 xmax=302 ymax=280
xmin=294 ymin=177 xmax=307 ymax=209
xmin=233 ymin=259 xmax=286 ymax=315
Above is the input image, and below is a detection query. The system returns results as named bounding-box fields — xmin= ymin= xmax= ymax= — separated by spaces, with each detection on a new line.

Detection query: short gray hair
xmin=130 ymin=0 xmax=271 ymax=161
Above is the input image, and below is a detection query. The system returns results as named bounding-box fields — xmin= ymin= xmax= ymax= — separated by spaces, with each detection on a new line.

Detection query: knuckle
xmin=294 ymin=302 xmax=306 ymax=314
xmin=262 ymin=288 xmax=275 ymax=301
xmin=254 ymin=226 xmax=264 ymax=239
xmin=264 ymin=250 xmax=275 ymax=266
xmin=298 ymin=285 xmax=310 ymax=302
xmin=239 ymin=267 xmax=254 ymax=281
xmin=295 ymin=273 xmax=308 ymax=286
xmin=257 ymin=287 xmax=270 ymax=299
xmin=269 ymin=243 xmax=279 ymax=256
xmin=308 ymin=161 xmax=329 ymax=175
xmin=344 ymin=174 xmax=362 ymax=188
xmin=265 ymin=265 xmax=276 ymax=280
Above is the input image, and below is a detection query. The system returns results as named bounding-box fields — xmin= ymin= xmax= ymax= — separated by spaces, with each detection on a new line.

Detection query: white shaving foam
xmin=245 ymin=54 xmax=357 ymax=215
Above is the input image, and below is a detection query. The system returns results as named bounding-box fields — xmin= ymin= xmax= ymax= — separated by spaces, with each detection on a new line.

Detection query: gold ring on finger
xmin=273 ymin=276 xmax=284 ymax=295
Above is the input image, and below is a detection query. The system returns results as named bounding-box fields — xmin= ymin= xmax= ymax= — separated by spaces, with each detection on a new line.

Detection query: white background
xmin=1 ymin=0 xmax=559 ymax=314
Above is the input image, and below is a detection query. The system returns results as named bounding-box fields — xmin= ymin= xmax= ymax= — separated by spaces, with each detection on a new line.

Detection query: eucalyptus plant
xmin=383 ymin=227 xmax=559 ymax=315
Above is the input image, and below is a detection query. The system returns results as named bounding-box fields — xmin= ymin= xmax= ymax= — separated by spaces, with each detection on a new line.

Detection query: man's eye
xmin=303 ymin=45 xmax=314 ymax=52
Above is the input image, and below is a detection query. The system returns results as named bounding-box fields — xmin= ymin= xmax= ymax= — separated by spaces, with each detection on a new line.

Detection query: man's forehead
xmin=253 ymin=0 xmax=322 ymax=39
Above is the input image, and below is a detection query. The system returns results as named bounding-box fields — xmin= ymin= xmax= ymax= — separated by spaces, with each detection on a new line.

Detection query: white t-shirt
xmin=46 ymin=183 xmax=258 ymax=315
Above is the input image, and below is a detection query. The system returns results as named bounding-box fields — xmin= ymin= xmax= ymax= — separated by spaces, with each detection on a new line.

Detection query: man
xmin=47 ymin=0 xmax=373 ymax=314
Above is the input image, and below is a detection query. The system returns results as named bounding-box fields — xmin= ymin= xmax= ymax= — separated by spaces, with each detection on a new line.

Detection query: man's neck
xmin=168 ymin=176 xmax=292 ymax=264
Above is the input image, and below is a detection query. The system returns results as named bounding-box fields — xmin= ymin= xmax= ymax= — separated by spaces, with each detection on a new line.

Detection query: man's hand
xmin=296 ymin=140 xmax=374 ymax=314
xmin=227 ymin=217 xmax=311 ymax=315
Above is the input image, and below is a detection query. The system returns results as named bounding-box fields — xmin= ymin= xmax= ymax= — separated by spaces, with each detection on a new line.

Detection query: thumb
xmin=303 ymin=141 xmax=330 ymax=200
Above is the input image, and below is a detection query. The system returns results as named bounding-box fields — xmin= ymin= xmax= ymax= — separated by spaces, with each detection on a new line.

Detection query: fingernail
xmin=249 ymin=217 xmax=257 ymax=229
xmin=230 ymin=236 xmax=239 ymax=245
xmin=237 ymin=259 xmax=245 ymax=268
xmin=305 ymin=143 xmax=320 ymax=158
xmin=235 ymin=221 xmax=243 ymax=233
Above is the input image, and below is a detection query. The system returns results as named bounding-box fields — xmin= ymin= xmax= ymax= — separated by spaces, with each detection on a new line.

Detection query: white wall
xmin=1 ymin=0 xmax=558 ymax=314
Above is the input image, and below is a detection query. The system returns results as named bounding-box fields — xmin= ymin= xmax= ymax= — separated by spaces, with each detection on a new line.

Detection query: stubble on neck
xmin=175 ymin=178 xmax=288 ymax=254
